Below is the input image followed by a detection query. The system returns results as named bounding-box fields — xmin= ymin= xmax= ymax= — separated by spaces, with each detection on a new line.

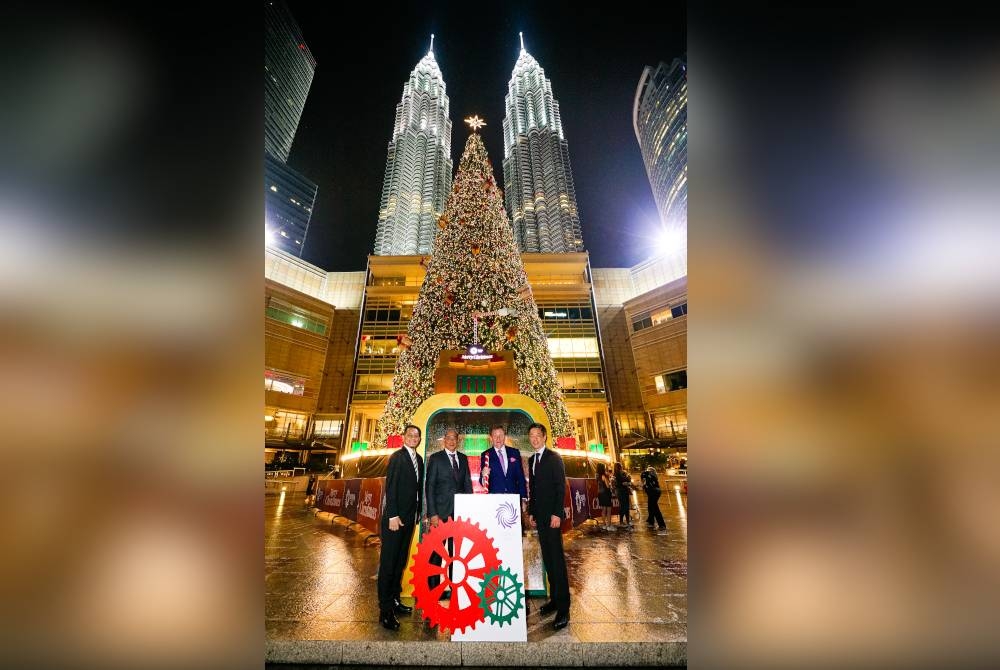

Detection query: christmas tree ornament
xmin=437 ymin=214 xmax=449 ymax=229
xmin=471 ymin=243 xmax=481 ymax=256
xmin=397 ymin=334 xmax=412 ymax=350
xmin=505 ymin=325 xmax=518 ymax=342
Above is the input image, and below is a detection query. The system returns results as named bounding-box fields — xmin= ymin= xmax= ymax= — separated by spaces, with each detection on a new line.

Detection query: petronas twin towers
xmin=373 ymin=34 xmax=584 ymax=256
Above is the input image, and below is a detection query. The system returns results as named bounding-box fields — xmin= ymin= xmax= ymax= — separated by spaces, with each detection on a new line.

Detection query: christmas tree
xmin=373 ymin=120 xmax=573 ymax=447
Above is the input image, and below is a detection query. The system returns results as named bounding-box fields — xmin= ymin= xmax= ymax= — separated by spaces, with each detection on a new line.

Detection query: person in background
xmin=641 ymin=465 xmax=667 ymax=532
xmin=614 ymin=461 xmax=634 ymax=529
xmin=595 ymin=462 xmax=614 ymax=531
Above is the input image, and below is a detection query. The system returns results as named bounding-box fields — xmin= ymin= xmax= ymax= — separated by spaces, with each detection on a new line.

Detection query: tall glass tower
xmin=264 ymin=0 xmax=316 ymax=163
xmin=264 ymin=0 xmax=318 ymax=257
xmin=633 ymin=57 xmax=687 ymax=236
xmin=502 ymin=33 xmax=584 ymax=254
xmin=373 ymin=37 xmax=453 ymax=256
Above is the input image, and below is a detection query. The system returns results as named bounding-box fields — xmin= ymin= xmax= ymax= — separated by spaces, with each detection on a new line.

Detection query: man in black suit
xmin=424 ymin=427 xmax=473 ymax=597
xmin=377 ymin=424 xmax=424 ymax=631
xmin=526 ymin=422 xmax=571 ymax=630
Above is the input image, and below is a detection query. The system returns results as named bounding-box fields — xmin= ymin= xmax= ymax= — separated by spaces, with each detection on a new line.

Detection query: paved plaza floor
xmin=265 ymin=483 xmax=687 ymax=666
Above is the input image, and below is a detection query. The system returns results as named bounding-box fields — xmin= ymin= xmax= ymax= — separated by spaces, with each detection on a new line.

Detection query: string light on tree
xmin=373 ymin=129 xmax=573 ymax=446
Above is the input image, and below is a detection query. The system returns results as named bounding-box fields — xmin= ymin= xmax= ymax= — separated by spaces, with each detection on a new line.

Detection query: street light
xmin=656 ymin=227 xmax=686 ymax=258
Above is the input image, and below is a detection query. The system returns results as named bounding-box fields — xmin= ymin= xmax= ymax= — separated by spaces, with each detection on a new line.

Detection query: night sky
xmin=285 ymin=1 xmax=685 ymax=271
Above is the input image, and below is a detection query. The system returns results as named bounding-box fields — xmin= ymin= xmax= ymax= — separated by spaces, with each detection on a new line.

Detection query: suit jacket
xmin=527 ymin=448 xmax=567 ymax=523
xmin=480 ymin=445 xmax=527 ymax=497
xmin=383 ymin=447 xmax=424 ymax=527
xmin=425 ymin=449 xmax=473 ymax=520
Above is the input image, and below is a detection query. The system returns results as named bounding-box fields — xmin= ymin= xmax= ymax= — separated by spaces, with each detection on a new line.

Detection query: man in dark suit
xmin=479 ymin=424 xmax=527 ymax=500
xmin=424 ymin=427 xmax=473 ymax=596
xmin=377 ymin=424 xmax=424 ymax=631
xmin=526 ymin=422 xmax=571 ymax=630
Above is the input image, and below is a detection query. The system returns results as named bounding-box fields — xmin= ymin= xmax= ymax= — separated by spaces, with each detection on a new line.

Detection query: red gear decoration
xmin=409 ymin=518 xmax=502 ymax=633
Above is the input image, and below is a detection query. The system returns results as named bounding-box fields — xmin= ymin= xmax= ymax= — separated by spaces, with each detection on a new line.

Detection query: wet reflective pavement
xmin=265 ymin=483 xmax=687 ymax=665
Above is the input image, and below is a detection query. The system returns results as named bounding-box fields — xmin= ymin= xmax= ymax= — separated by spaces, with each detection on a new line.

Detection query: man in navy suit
xmin=479 ymin=424 xmax=527 ymax=501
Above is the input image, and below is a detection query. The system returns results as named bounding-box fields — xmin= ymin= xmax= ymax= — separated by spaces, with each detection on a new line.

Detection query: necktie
xmin=533 ymin=451 xmax=540 ymax=477
xmin=409 ymin=451 xmax=418 ymax=479
xmin=449 ymin=452 xmax=459 ymax=473
xmin=498 ymin=448 xmax=507 ymax=475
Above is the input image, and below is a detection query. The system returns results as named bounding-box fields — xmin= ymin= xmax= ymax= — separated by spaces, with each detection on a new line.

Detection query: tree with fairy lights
xmin=373 ymin=117 xmax=573 ymax=447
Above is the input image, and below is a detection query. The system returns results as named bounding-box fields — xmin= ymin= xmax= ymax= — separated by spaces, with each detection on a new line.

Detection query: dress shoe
xmin=552 ymin=611 xmax=570 ymax=630
xmin=393 ymin=600 xmax=413 ymax=614
xmin=380 ymin=611 xmax=400 ymax=631
xmin=538 ymin=600 xmax=558 ymax=615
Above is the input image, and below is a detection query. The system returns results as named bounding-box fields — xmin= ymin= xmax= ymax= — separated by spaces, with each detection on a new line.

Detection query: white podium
xmin=451 ymin=493 xmax=528 ymax=641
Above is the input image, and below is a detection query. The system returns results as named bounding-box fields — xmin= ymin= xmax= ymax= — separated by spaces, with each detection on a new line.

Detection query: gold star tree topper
xmin=464 ymin=115 xmax=486 ymax=132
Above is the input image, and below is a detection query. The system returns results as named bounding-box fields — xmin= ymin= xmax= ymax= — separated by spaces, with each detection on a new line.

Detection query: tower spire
xmin=519 ymin=31 xmax=525 ymax=52
xmin=430 ymin=33 xmax=434 ymax=53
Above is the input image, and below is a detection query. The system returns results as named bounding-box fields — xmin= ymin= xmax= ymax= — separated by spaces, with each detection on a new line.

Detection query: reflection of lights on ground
xmin=674 ymin=489 xmax=686 ymax=520
xmin=275 ymin=491 xmax=285 ymax=518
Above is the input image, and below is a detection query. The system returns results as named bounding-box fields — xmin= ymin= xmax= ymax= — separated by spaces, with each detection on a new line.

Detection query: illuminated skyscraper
xmin=265 ymin=0 xmax=316 ymax=163
xmin=264 ymin=0 xmax=318 ymax=257
xmin=373 ymin=36 xmax=453 ymax=255
xmin=633 ymin=57 xmax=687 ymax=235
xmin=502 ymin=33 xmax=584 ymax=253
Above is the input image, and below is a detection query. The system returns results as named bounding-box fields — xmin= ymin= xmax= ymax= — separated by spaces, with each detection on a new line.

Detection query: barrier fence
xmin=314 ymin=477 xmax=626 ymax=537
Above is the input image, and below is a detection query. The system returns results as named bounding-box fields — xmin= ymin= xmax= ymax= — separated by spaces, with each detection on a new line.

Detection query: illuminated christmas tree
xmin=374 ymin=119 xmax=573 ymax=446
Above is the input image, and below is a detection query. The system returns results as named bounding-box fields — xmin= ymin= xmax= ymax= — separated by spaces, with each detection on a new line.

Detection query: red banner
xmin=568 ymin=478 xmax=590 ymax=528
xmin=560 ymin=482 xmax=573 ymax=532
xmin=585 ymin=478 xmax=601 ymax=519
xmin=316 ymin=479 xmax=346 ymax=514
xmin=356 ymin=477 xmax=384 ymax=534
xmin=342 ymin=478 xmax=362 ymax=522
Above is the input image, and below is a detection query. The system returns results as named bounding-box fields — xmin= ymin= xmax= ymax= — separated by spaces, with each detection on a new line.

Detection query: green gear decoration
xmin=478 ymin=566 xmax=524 ymax=627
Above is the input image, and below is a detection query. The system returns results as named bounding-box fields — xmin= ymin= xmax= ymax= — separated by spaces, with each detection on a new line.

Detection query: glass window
xmin=266 ymin=297 xmax=327 ymax=335
xmin=547 ymin=337 xmax=599 ymax=358
xmin=654 ymin=375 xmax=666 ymax=393
xmin=651 ymin=307 xmax=672 ymax=325
xmin=668 ymin=369 xmax=687 ymax=391
xmin=313 ymin=420 xmax=343 ymax=437
xmin=265 ymin=370 xmax=306 ymax=396
xmin=632 ymin=317 xmax=652 ymax=332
